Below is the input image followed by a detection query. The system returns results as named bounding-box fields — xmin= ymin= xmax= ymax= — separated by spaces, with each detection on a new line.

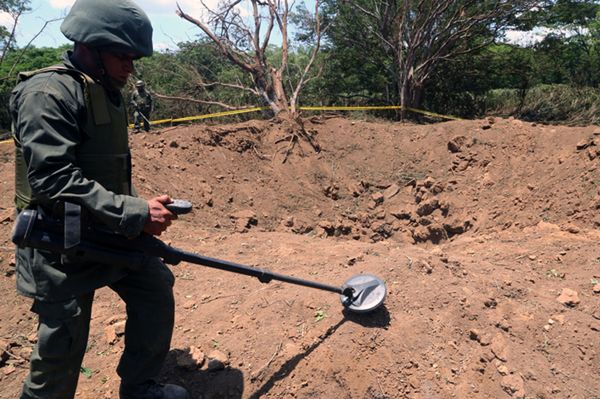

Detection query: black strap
xmin=64 ymin=202 xmax=82 ymax=249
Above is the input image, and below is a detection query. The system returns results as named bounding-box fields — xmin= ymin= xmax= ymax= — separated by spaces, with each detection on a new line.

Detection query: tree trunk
xmin=399 ymin=74 xmax=425 ymax=121
xmin=254 ymin=68 xmax=291 ymax=118
xmin=175 ymin=0 xmax=323 ymax=162
xmin=271 ymin=68 xmax=290 ymax=116
xmin=399 ymin=75 xmax=410 ymax=121
xmin=411 ymin=84 xmax=424 ymax=111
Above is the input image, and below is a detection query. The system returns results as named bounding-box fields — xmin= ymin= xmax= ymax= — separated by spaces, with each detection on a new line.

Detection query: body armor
xmin=14 ymin=66 xmax=132 ymax=211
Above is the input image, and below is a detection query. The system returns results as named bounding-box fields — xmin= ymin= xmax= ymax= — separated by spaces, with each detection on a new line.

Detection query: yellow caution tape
xmin=3 ymin=105 xmax=458 ymax=134
xmin=5 ymin=105 xmax=459 ymax=145
xmin=137 ymin=105 xmax=460 ymax=127
xmin=129 ymin=107 xmax=268 ymax=128
xmin=299 ymin=105 xmax=401 ymax=111
xmin=152 ymin=106 xmax=267 ymax=124
xmin=403 ymin=107 xmax=462 ymax=121
xmin=299 ymin=105 xmax=461 ymax=120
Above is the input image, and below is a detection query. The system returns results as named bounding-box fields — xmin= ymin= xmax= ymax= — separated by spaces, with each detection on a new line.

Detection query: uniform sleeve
xmin=13 ymin=86 xmax=148 ymax=237
xmin=130 ymin=91 xmax=138 ymax=107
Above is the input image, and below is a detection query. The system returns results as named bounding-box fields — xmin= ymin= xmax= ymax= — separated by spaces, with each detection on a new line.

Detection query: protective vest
xmin=132 ymin=89 xmax=152 ymax=110
xmin=14 ymin=66 xmax=132 ymax=210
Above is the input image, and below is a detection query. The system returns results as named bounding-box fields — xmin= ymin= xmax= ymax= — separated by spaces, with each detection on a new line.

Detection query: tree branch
xmin=290 ymin=0 xmax=322 ymax=113
xmin=176 ymin=3 xmax=256 ymax=73
xmin=153 ymin=92 xmax=255 ymax=110
xmin=4 ymin=17 xmax=64 ymax=78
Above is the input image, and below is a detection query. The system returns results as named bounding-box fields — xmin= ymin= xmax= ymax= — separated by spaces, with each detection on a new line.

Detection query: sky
xmin=1 ymin=0 xmax=222 ymax=51
xmin=1 ymin=0 xmax=556 ymax=51
xmin=504 ymin=28 xmax=564 ymax=47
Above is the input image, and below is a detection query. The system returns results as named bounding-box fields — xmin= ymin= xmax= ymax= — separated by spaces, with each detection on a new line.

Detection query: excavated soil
xmin=0 ymin=116 xmax=599 ymax=399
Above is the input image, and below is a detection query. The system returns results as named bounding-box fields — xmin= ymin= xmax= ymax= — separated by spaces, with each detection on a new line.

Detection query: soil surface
xmin=1 ymin=116 xmax=599 ymax=399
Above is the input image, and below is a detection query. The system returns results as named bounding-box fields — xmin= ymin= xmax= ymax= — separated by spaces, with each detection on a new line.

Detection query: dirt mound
xmin=0 ymin=117 xmax=599 ymax=399
xmin=132 ymin=116 xmax=600 ymax=242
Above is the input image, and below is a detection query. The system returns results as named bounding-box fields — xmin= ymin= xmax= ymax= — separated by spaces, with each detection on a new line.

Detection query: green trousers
xmin=20 ymin=258 xmax=175 ymax=399
xmin=133 ymin=109 xmax=151 ymax=132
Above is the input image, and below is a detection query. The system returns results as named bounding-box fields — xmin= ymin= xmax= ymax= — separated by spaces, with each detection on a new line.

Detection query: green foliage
xmin=541 ymin=0 xmax=600 ymax=27
xmin=130 ymin=40 xmax=259 ymax=122
xmin=424 ymin=44 xmax=527 ymax=118
xmin=0 ymin=0 xmax=30 ymax=14
xmin=290 ymin=2 xmax=318 ymax=44
xmin=0 ymin=0 xmax=31 ymax=55
xmin=314 ymin=309 xmax=326 ymax=322
xmin=478 ymin=2 xmax=600 ymax=121
xmin=80 ymin=366 xmax=93 ymax=379
xmin=0 ymin=45 xmax=68 ymax=131
xmin=532 ymin=31 xmax=600 ymax=87
xmin=321 ymin=0 xmax=545 ymax=117
xmin=487 ymin=84 xmax=600 ymax=124
xmin=319 ymin=0 xmax=395 ymax=105
xmin=0 ymin=44 xmax=68 ymax=77
xmin=3 ymin=1 xmax=600 ymax=129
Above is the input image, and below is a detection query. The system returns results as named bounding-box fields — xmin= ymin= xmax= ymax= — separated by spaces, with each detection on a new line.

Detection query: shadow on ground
xmin=247 ymin=306 xmax=391 ymax=398
xmin=160 ymin=349 xmax=244 ymax=399
xmin=342 ymin=304 xmax=391 ymax=328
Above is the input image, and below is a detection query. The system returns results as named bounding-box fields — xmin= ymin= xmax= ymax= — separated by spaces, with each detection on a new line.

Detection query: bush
xmin=486 ymin=84 xmax=600 ymax=125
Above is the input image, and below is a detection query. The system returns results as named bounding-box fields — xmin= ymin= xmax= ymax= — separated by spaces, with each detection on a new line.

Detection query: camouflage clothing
xmin=131 ymin=87 xmax=153 ymax=132
xmin=10 ymin=2 xmax=181 ymax=398
xmin=11 ymin=52 xmax=149 ymax=300
xmin=12 ymin=50 xmax=176 ymax=399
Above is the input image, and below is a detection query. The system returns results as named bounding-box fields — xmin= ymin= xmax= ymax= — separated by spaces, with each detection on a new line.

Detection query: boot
xmin=119 ymin=380 xmax=190 ymax=399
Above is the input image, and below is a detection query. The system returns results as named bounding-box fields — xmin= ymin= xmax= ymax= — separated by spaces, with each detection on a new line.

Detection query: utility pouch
xmin=64 ymin=202 xmax=82 ymax=249
xmin=12 ymin=205 xmax=147 ymax=271
xmin=60 ymin=201 xmax=83 ymax=267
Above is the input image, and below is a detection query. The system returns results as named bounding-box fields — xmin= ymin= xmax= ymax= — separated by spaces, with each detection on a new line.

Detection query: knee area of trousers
xmin=37 ymin=318 xmax=86 ymax=359
xmin=32 ymin=298 xmax=90 ymax=359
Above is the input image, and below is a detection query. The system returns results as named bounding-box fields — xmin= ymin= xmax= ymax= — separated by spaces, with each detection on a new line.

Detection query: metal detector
xmin=11 ymin=201 xmax=387 ymax=313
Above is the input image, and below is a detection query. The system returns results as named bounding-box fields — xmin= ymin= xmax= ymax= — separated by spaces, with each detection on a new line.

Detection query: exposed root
xmin=274 ymin=116 xmax=321 ymax=163
xmin=252 ymin=144 xmax=271 ymax=161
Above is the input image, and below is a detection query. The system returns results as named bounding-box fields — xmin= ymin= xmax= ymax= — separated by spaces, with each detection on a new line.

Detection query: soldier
xmin=131 ymin=80 xmax=153 ymax=132
xmin=9 ymin=0 xmax=189 ymax=398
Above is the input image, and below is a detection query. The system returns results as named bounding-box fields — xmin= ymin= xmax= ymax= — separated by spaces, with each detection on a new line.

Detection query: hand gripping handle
xmin=165 ymin=199 xmax=193 ymax=215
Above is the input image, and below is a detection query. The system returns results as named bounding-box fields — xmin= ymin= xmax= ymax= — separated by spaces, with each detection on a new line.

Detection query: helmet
xmin=60 ymin=0 xmax=153 ymax=58
xmin=135 ymin=80 xmax=145 ymax=87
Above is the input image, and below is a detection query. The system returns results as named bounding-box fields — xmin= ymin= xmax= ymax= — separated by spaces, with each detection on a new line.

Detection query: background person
xmin=131 ymin=80 xmax=153 ymax=132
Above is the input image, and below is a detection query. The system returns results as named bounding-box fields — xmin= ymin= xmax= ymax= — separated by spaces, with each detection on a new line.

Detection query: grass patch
xmin=486 ymin=84 xmax=600 ymax=125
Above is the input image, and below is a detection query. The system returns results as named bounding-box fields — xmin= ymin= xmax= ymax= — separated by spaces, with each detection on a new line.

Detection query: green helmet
xmin=61 ymin=0 xmax=153 ymax=58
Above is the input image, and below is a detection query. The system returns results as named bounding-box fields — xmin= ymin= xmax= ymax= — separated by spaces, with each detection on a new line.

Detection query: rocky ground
xmin=0 ymin=116 xmax=599 ymax=399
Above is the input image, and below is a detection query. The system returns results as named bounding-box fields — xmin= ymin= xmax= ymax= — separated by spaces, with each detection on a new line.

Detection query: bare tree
xmin=176 ymin=0 xmax=324 ymax=160
xmin=0 ymin=0 xmax=31 ymax=66
xmin=337 ymin=0 xmax=543 ymax=119
xmin=175 ymin=0 xmax=323 ymax=119
xmin=2 ymin=17 xmax=63 ymax=79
